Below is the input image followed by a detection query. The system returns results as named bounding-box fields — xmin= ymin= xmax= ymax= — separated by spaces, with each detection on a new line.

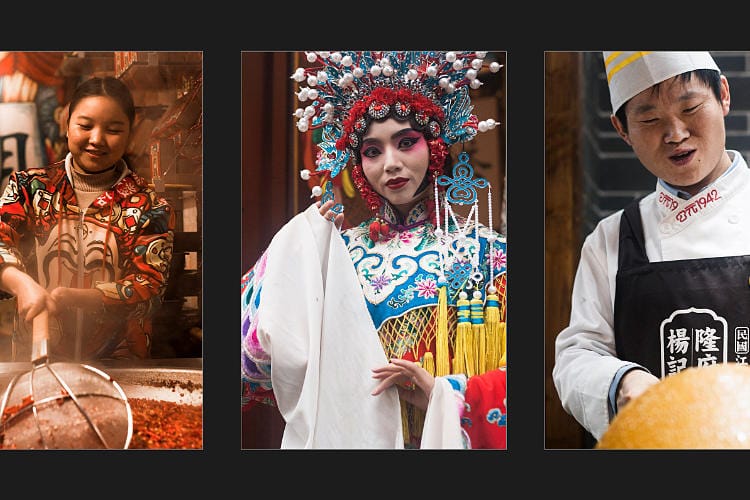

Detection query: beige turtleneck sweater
xmin=70 ymin=162 xmax=125 ymax=210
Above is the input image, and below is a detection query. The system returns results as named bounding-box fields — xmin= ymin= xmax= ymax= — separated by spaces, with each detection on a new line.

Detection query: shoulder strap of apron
xmin=618 ymin=196 xmax=649 ymax=269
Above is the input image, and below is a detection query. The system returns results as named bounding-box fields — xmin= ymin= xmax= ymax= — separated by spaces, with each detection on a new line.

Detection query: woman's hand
xmin=0 ymin=265 xmax=58 ymax=322
xmin=318 ymin=199 xmax=344 ymax=228
xmin=372 ymin=358 xmax=435 ymax=411
xmin=49 ymin=287 xmax=104 ymax=311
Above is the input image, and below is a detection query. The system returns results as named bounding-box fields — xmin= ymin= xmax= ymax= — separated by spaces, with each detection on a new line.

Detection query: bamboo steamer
xmin=597 ymin=363 xmax=750 ymax=449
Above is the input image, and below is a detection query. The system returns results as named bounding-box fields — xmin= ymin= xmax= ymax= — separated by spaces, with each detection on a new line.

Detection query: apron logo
xmin=736 ymin=326 xmax=749 ymax=356
xmin=660 ymin=307 xmax=728 ymax=377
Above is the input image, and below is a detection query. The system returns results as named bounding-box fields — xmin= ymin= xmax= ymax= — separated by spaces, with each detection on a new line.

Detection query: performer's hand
xmin=616 ymin=369 xmax=659 ymax=411
xmin=317 ymin=199 xmax=344 ymax=228
xmin=372 ymin=358 xmax=435 ymax=411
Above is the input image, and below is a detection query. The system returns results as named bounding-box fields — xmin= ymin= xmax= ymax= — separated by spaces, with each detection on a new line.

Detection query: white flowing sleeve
xmin=552 ymin=212 xmax=636 ymax=440
xmin=256 ymin=204 xmax=404 ymax=448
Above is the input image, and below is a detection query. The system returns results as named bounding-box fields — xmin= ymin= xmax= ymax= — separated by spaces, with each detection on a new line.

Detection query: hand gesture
xmin=317 ymin=199 xmax=344 ymax=228
xmin=372 ymin=358 xmax=436 ymax=411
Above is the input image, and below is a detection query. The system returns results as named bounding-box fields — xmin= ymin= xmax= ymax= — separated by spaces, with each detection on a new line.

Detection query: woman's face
xmin=67 ymin=95 xmax=131 ymax=173
xmin=360 ymin=118 xmax=430 ymax=214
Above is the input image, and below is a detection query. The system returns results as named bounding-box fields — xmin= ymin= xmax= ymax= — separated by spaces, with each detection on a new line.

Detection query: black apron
xmin=614 ymin=199 xmax=750 ymax=378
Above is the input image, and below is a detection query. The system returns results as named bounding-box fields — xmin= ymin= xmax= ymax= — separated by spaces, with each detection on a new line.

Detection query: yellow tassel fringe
xmin=484 ymin=293 xmax=502 ymax=370
xmin=422 ymin=351 xmax=435 ymax=377
xmin=453 ymin=293 xmax=471 ymax=375
xmin=498 ymin=321 xmax=507 ymax=367
xmin=470 ymin=294 xmax=486 ymax=376
xmin=434 ymin=284 xmax=450 ymax=377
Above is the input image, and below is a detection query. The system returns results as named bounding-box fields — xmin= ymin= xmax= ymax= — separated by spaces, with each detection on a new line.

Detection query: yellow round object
xmin=597 ymin=363 xmax=750 ymax=449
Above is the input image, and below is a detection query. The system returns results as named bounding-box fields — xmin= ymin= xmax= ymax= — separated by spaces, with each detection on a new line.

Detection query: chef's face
xmin=612 ymin=73 xmax=731 ymax=197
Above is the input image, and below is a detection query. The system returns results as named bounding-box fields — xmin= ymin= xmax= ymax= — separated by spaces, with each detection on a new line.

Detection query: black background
xmin=1 ymin=7 xmax=740 ymax=496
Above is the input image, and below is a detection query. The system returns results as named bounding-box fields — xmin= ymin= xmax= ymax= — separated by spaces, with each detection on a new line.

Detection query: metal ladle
xmin=0 ymin=311 xmax=132 ymax=449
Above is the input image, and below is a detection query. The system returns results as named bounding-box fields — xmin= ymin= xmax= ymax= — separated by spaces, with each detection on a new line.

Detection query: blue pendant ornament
xmin=321 ymin=180 xmax=344 ymax=214
xmin=436 ymin=151 xmax=488 ymax=206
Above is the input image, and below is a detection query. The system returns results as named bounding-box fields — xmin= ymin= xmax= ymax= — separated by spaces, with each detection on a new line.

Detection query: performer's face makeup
xmin=360 ymin=118 xmax=430 ymax=214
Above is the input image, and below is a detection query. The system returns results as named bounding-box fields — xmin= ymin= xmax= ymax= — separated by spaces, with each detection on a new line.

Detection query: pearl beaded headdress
xmin=292 ymin=51 xmax=502 ymax=184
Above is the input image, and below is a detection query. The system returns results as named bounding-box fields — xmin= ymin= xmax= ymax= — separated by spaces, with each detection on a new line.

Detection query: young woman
xmin=0 ymin=76 xmax=175 ymax=360
xmin=242 ymin=51 xmax=507 ymax=449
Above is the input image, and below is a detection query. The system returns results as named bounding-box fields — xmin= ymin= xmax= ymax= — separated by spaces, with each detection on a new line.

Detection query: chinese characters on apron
xmin=614 ymin=200 xmax=750 ymax=378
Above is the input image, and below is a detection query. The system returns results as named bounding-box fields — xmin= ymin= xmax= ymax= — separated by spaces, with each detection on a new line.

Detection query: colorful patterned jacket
xmin=0 ymin=155 xmax=175 ymax=359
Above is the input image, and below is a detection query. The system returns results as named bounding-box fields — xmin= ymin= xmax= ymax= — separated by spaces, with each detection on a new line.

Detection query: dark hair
xmin=67 ymin=76 xmax=136 ymax=128
xmin=615 ymin=69 xmax=722 ymax=133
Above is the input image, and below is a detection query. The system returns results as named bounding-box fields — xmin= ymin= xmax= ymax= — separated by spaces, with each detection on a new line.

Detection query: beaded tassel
xmin=432 ymin=179 xmax=451 ymax=378
xmin=484 ymin=290 xmax=501 ymax=370
xmin=477 ymin=183 xmax=507 ymax=371
xmin=470 ymin=290 xmax=486 ymax=376
xmin=422 ymin=351 xmax=436 ymax=377
xmin=400 ymin=400 xmax=410 ymax=444
xmin=498 ymin=321 xmax=507 ymax=367
xmin=400 ymin=389 xmax=426 ymax=448
xmin=434 ymin=281 xmax=450 ymax=377
xmin=453 ymin=291 xmax=471 ymax=375
xmin=400 ymin=361 xmax=427 ymax=446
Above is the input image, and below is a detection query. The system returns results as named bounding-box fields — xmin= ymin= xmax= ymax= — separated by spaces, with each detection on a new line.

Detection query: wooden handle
xmin=31 ymin=311 xmax=48 ymax=363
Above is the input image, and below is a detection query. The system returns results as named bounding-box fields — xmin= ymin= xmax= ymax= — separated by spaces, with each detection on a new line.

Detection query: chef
xmin=553 ymin=51 xmax=750 ymax=442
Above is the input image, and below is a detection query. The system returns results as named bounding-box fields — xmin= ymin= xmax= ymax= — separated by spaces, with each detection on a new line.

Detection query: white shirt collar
xmin=658 ymin=150 xmax=740 ymax=200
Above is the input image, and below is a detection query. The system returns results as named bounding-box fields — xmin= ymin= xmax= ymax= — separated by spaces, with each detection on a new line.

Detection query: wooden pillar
xmin=241 ymin=51 xmax=295 ymax=448
xmin=544 ymin=51 xmax=588 ymax=448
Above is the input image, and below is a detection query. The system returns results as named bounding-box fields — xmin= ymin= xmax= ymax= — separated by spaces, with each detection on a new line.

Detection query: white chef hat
xmin=602 ymin=51 xmax=720 ymax=114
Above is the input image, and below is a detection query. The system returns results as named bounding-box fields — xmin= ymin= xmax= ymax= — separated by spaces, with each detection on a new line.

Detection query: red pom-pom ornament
xmin=369 ymin=219 xmax=381 ymax=241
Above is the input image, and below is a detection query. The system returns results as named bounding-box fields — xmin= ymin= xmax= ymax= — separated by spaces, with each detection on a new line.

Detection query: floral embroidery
xmin=388 ymin=285 xmax=414 ymax=309
xmin=342 ymin=200 xmax=507 ymax=329
xmin=490 ymin=246 xmax=506 ymax=271
xmin=415 ymin=276 xmax=438 ymax=299
xmin=386 ymin=274 xmax=437 ymax=308
xmin=486 ymin=407 xmax=507 ymax=427
xmin=399 ymin=231 xmax=413 ymax=245
xmin=370 ymin=274 xmax=391 ymax=293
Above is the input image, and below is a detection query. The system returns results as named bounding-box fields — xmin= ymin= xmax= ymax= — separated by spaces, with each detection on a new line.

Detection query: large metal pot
xmin=0 ymin=358 xmax=202 ymax=449
xmin=97 ymin=358 xmax=203 ymax=405
xmin=0 ymin=358 xmax=202 ymax=404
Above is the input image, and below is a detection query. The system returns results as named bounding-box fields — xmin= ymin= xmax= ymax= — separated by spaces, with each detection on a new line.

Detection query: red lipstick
xmin=386 ymin=177 xmax=408 ymax=189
